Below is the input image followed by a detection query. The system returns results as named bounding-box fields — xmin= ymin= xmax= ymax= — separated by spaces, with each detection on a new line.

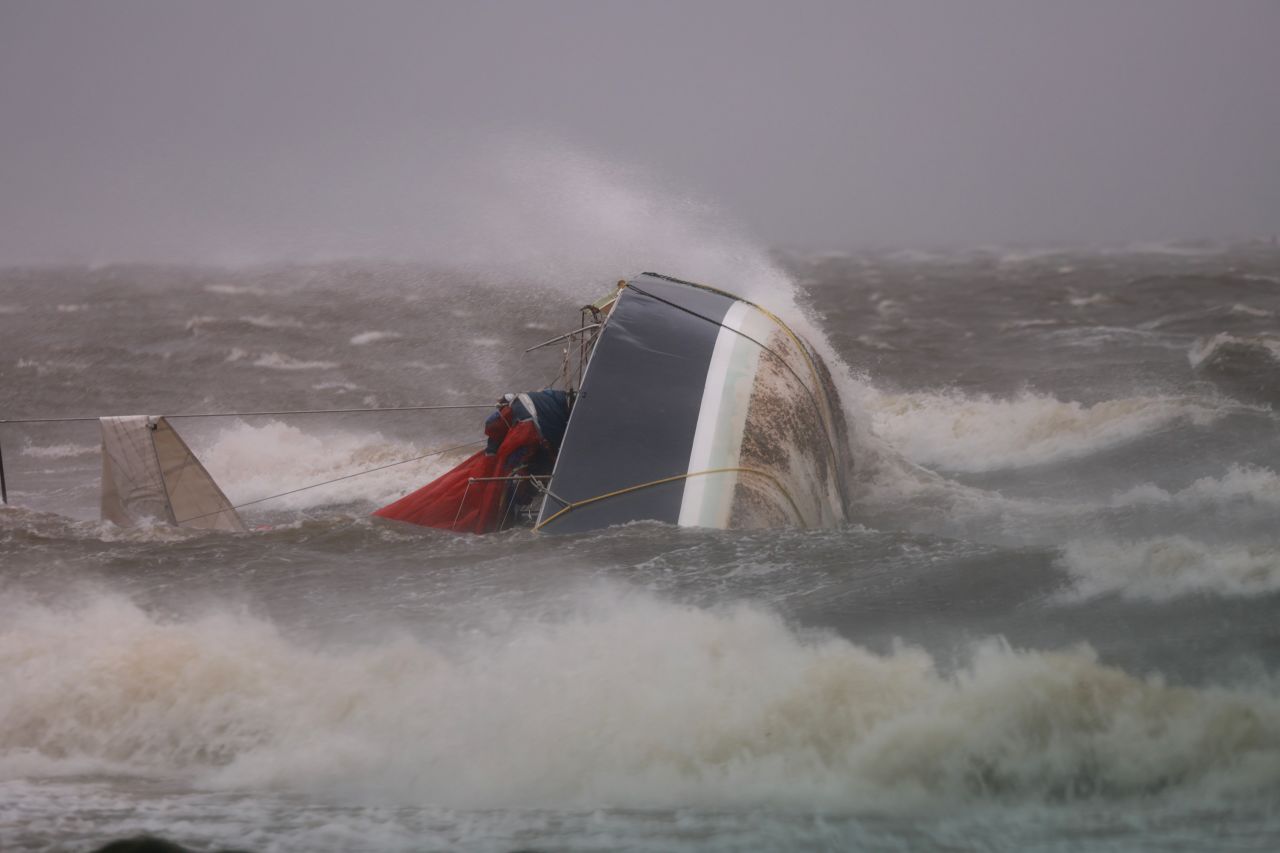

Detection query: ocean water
xmin=2 ymin=242 xmax=1279 ymax=852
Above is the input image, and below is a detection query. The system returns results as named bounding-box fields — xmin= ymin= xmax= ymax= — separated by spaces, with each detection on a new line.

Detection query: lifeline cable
xmin=0 ymin=403 xmax=496 ymax=426
xmin=446 ymin=472 xmax=548 ymax=532
xmin=534 ymin=466 xmax=805 ymax=531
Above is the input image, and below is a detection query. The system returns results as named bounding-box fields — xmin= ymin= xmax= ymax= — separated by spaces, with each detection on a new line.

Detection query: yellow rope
xmin=534 ymin=466 xmax=806 ymax=531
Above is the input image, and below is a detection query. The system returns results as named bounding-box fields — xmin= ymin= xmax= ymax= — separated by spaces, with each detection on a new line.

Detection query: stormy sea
xmin=2 ymin=240 xmax=1279 ymax=852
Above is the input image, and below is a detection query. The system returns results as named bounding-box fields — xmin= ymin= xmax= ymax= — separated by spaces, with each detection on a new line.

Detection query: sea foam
xmin=349 ymin=331 xmax=402 ymax=346
xmin=250 ymin=352 xmax=340 ymax=371
xmin=20 ymin=443 xmax=97 ymax=460
xmin=1061 ymin=536 xmax=1280 ymax=600
xmin=1 ymin=591 xmax=1276 ymax=810
xmin=865 ymin=390 xmax=1221 ymax=473
xmin=1110 ymin=465 xmax=1280 ymax=510
xmin=1189 ymin=333 xmax=1280 ymax=371
xmin=198 ymin=419 xmax=471 ymax=511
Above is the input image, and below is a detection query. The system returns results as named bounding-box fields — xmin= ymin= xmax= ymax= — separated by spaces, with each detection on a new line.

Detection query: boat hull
xmin=535 ymin=274 xmax=850 ymax=533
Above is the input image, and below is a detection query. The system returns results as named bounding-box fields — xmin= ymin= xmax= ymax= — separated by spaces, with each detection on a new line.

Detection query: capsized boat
xmin=375 ymin=273 xmax=854 ymax=534
xmin=1 ymin=273 xmax=851 ymax=535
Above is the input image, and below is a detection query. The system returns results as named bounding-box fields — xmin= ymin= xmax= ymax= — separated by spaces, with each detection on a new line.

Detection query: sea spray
xmin=416 ymin=137 xmax=921 ymax=505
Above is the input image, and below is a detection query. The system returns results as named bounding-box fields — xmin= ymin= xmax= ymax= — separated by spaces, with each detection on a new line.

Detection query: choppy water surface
xmin=2 ymin=243 xmax=1279 ymax=852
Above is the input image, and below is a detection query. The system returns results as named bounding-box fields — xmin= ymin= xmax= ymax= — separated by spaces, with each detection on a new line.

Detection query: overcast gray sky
xmin=2 ymin=0 xmax=1278 ymax=263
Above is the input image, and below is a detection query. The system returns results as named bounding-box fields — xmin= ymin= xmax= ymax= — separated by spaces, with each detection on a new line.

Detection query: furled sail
xmin=100 ymin=416 xmax=246 ymax=532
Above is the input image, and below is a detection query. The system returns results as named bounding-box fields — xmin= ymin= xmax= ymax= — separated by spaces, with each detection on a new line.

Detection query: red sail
xmin=372 ymin=449 xmax=498 ymax=532
xmin=373 ymin=419 xmax=544 ymax=533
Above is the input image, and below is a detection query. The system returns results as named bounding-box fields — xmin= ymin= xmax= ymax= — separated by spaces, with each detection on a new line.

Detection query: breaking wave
xmin=1110 ymin=465 xmax=1280 ymax=510
xmin=240 ymin=314 xmax=306 ymax=329
xmin=1061 ymin=537 xmax=1280 ymax=600
xmin=250 ymin=352 xmax=340 ymax=371
xmin=14 ymin=358 xmax=90 ymax=376
xmin=1189 ymin=333 xmax=1280 ymax=372
xmin=19 ymin=442 xmax=97 ymax=460
xmin=184 ymin=314 xmax=219 ymax=332
xmin=185 ymin=314 xmax=306 ymax=331
xmin=2 ymin=591 xmax=1277 ymax=810
xmin=866 ymin=390 xmax=1222 ymax=473
xmin=349 ymin=330 xmax=402 ymax=346
xmin=198 ymin=420 xmax=472 ymax=512
xmin=204 ymin=283 xmax=267 ymax=296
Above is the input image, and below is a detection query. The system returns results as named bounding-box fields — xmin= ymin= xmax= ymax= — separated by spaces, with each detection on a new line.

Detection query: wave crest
xmin=199 ymin=419 xmax=469 ymax=511
xmin=867 ymin=390 xmax=1220 ymax=473
xmin=1189 ymin=333 xmax=1280 ymax=372
xmin=1061 ymin=536 xmax=1280 ymax=600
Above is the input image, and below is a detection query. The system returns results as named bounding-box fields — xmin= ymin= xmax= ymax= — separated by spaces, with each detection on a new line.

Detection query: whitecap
xmin=999 ymin=318 xmax=1059 ymax=330
xmin=240 ymin=314 xmax=305 ymax=329
xmin=867 ymin=389 xmax=1221 ymax=473
xmin=20 ymin=443 xmax=98 ymax=460
xmin=14 ymin=358 xmax=90 ymax=375
xmin=205 ymin=283 xmax=267 ymax=296
xmin=251 ymin=352 xmax=339 ymax=371
xmin=1189 ymin=333 xmax=1280 ymax=371
xmin=1067 ymin=293 xmax=1108 ymax=307
xmin=1110 ymin=465 xmax=1280 ymax=509
xmin=1061 ymin=536 xmax=1280 ymax=600
xmin=184 ymin=315 xmax=220 ymax=332
xmin=349 ymin=331 xmax=402 ymax=346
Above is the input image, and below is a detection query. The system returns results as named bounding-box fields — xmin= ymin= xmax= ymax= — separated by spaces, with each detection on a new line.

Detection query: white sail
xmin=100 ymin=416 xmax=246 ymax=532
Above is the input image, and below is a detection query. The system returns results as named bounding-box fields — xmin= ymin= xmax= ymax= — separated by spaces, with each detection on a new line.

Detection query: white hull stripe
xmin=678 ymin=301 xmax=764 ymax=527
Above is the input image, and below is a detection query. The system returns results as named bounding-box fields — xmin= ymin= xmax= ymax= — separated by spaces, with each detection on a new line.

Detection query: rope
xmin=0 ymin=404 xmax=495 ymax=426
xmin=173 ymin=438 xmax=484 ymax=525
xmin=533 ymin=466 xmax=805 ymax=531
